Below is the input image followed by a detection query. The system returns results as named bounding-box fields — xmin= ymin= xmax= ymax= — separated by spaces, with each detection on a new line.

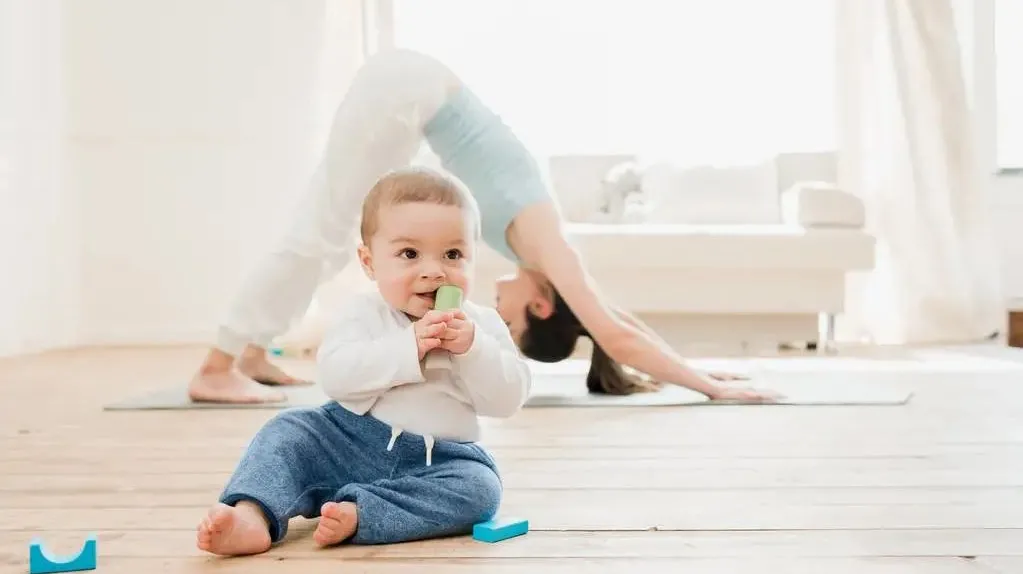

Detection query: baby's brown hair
xmin=360 ymin=167 xmax=480 ymax=243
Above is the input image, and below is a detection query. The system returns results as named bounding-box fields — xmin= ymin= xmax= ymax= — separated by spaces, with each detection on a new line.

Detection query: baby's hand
xmin=440 ymin=310 xmax=475 ymax=355
xmin=414 ymin=310 xmax=453 ymax=361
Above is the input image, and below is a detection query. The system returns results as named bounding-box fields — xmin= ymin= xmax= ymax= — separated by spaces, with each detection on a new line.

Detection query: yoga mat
xmin=102 ymin=359 xmax=912 ymax=411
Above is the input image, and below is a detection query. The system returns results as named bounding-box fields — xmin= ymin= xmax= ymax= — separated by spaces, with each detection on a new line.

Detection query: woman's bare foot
xmin=313 ymin=502 xmax=358 ymax=547
xmin=188 ymin=370 xmax=287 ymax=403
xmin=196 ymin=502 xmax=272 ymax=556
xmin=187 ymin=348 xmax=286 ymax=404
xmin=237 ymin=345 xmax=310 ymax=386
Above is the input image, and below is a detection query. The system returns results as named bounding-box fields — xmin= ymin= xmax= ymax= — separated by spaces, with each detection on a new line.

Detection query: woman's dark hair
xmin=519 ymin=289 xmax=661 ymax=395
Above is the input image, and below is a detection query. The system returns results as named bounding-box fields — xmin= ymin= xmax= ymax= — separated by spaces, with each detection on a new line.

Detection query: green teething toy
xmin=424 ymin=285 xmax=464 ymax=373
xmin=434 ymin=285 xmax=463 ymax=311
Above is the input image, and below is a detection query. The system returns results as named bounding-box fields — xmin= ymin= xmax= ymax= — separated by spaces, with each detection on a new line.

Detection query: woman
xmin=188 ymin=49 xmax=776 ymax=404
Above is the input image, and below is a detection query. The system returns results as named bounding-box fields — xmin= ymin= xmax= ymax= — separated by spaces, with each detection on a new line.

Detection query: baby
xmin=196 ymin=167 xmax=532 ymax=555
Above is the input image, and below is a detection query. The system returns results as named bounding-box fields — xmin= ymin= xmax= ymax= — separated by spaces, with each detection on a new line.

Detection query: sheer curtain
xmin=836 ymin=0 xmax=1004 ymax=345
xmin=392 ymin=0 xmax=836 ymax=165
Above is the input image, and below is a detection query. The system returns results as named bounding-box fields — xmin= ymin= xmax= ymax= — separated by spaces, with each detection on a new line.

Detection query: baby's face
xmin=359 ymin=202 xmax=474 ymax=319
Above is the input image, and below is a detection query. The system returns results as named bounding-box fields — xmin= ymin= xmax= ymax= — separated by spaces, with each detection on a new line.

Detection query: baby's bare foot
xmin=196 ymin=502 xmax=272 ymax=556
xmin=313 ymin=501 xmax=358 ymax=547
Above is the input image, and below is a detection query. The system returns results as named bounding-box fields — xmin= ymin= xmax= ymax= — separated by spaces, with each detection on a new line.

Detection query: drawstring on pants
xmin=386 ymin=427 xmax=402 ymax=451
xmin=385 ymin=426 xmax=435 ymax=466
xmin=423 ymin=435 xmax=434 ymax=467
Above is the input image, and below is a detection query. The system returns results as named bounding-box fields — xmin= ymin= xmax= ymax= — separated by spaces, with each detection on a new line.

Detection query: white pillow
xmin=781 ymin=182 xmax=865 ymax=228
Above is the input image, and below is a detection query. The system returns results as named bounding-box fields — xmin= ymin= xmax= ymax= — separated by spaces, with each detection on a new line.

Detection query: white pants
xmin=216 ymin=50 xmax=459 ymax=355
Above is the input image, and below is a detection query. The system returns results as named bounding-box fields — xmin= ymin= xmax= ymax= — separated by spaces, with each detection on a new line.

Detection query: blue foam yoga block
xmin=29 ymin=534 xmax=97 ymax=574
xmin=472 ymin=517 xmax=529 ymax=543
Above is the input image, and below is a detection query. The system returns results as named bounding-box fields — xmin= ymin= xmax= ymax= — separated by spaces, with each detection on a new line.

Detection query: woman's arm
xmin=508 ymin=202 xmax=726 ymax=398
xmin=610 ymin=306 xmax=749 ymax=382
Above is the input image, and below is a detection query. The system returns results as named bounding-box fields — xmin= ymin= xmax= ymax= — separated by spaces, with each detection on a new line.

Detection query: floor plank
xmin=4 ymin=485 xmax=1022 ymax=508
xmin=4 ymin=466 xmax=1021 ymax=491
xmin=0 ymin=557 xmax=996 ymax=574
xmin=974 ymin=556 xmax=1023 ymax=573
xmin=5 ymin=502 xmax=1023 ymax=532
xmin=3 ymin=529 xmax=1023 ymax=559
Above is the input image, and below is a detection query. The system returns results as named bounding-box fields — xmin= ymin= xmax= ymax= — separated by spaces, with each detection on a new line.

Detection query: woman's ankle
xmin=240 ymin=344 xmax=268 ymax=362
xmin=200 ymin=348 xmax=236 ymax=374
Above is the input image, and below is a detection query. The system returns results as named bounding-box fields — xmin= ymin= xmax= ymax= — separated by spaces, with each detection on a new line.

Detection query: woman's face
xmin=495 ymin=267 xmax=553 ymax=344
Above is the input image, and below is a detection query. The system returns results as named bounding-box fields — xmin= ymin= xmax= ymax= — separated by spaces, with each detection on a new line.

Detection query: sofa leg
xmin=817 ymin=312 xmax=836 ymax=354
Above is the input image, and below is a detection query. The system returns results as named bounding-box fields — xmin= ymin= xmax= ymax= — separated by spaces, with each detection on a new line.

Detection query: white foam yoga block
xmin=781 ymin=182 xmax=866 ymax=228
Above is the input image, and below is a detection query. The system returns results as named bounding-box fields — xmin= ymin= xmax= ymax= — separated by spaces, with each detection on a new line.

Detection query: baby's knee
xmin=456 ymin=465 xmax=503 ymax=523
xmin=263 ymin=407 xmax=313 ymax=431
xmin=248 ymin=407 xmax=322 ymax=448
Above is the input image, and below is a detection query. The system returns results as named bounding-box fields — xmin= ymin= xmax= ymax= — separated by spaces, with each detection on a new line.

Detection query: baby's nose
xmin=420 ymin=261 xmax=445 ymax=279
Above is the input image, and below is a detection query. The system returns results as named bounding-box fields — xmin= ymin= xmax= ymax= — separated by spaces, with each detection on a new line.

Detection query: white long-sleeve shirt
xmin=316 ymin=290 xmax=532 ymax=443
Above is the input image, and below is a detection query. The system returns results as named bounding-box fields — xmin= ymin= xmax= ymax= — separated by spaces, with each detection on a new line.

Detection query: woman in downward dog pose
xmin=187 ymin=48 xmax=778 ymax=404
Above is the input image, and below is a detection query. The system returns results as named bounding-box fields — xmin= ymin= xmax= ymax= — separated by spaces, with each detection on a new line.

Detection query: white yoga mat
xmin=102 ymin=359 xmax=912 ymax=411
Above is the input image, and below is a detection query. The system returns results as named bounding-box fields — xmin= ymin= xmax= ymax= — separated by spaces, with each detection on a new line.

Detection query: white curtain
xmin=837 ymin=0 xmax=1005 ymax=345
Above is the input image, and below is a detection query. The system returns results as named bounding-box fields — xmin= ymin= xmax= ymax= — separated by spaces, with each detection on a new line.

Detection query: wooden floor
xmin=2 ymin=345 xmax=1023 ymax=573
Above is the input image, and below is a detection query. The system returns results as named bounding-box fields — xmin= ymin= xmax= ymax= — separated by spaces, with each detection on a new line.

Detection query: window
xmin=995 ymin=0 xmax=1022 ymax=169
xmin=391 ymin=0 xmax=836 ymax=166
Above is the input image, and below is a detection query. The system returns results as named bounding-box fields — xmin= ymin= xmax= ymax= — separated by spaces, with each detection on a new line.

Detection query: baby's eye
xmin=445 ymin=249 xmax=463 ymax=260
xmin=400 ymin=248 xmax=419 ymax=260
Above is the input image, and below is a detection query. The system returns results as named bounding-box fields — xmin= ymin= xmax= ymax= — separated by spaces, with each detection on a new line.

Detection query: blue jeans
xmin=219 ymin=401 xmax=503 ymax=544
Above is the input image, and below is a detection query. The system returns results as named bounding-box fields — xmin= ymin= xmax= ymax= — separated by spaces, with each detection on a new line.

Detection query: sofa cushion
xmin=781 ymin=182 xmax=866 ymax=228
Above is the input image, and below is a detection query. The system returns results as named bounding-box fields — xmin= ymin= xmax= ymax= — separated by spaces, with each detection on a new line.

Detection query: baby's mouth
xmin=416 ymin=289 xmax=438 ymax=305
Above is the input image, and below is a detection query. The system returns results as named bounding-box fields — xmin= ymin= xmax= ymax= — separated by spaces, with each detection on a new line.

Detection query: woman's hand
xmin=704 ymin=370 xmax=749 ymax=382
xmin=706 ymin=386 xmax=782 ymax=403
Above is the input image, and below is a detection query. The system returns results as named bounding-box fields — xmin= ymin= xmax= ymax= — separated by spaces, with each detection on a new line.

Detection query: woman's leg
xmin=196 ymin=404 xmax=388 ymax=555
xmin=321 ymin=437 xmax=503 ymax=545
xmin=188 ymin=49 xmax=460 ymax=403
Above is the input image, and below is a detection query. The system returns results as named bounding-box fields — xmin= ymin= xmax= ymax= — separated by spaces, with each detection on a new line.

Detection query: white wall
xmin=990 ymin=176 xmax=1023 ymax=304
xmin=968 ymin=0 xmax=1023 ymax=306
xmin=0 ymin=0 xmax=81 ymax=356
xmin=0 ymin=1 xmax=366 ymax=357
xmin=67 ymin=0 xmax=366 ymax=345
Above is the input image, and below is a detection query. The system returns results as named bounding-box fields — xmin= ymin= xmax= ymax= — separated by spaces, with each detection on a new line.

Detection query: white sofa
xmin=468 ymin=183 xmax=876 ymax=355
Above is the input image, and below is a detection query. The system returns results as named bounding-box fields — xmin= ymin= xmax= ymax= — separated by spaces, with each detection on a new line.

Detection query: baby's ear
xmin=356 ymin=244 xmax=374 ymax=279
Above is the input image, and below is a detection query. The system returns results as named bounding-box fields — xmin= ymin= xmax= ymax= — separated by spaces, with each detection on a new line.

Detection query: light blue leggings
xmin=219 ymin=401 xmax=503 ymax=544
